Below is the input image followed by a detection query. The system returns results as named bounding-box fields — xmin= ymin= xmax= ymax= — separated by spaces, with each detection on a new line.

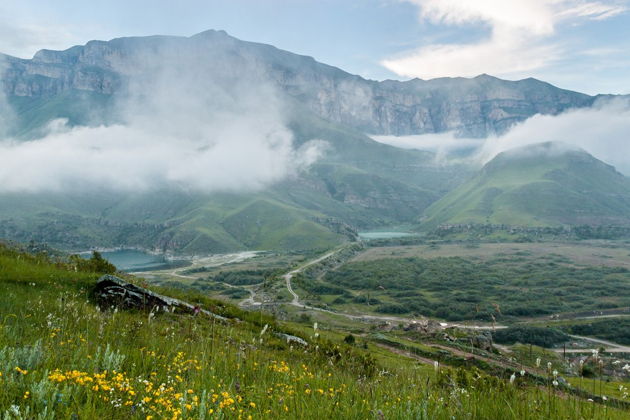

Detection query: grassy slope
xmin=2 ymin=244 xmax=627 ymax=419
xmin=8 ymin=90 xmax=117 ymax=138
xmin=422 ymin=143 xmax=630 ymax=228
xmin=1 ymin=97 xmax=470 ymax=254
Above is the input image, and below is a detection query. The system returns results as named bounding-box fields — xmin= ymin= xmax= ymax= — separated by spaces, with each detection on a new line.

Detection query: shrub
xmin=493 ymin=326 xmax=568 ymax=348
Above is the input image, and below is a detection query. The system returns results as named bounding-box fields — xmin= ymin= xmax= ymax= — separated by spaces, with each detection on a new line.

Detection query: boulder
xmin=94 ymin=275 xmax=227 ymax=321
xmin=472 ymin=333 xmax=494 ymax=352
xmin=403 ymin=319 xmax=440 ymax=334
xmin=275 ymin=333 xmax=308 ymax=347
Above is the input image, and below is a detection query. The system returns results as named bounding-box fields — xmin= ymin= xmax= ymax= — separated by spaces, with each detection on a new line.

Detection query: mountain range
xmin=1 ymin=30 xmax=629 ymax=253
xmin=1 ymin=29 xmax=610 ymax=138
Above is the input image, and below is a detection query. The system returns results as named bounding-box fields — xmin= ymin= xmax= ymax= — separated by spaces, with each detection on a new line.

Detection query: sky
xmin=1 ymin=0 xmax=629 ymax=95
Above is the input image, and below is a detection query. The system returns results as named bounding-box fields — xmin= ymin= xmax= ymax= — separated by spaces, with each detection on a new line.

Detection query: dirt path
xmin=239 ymin=287 xmax=261 ymax=307
xmin=429 ymin=343 xmax=540 ymax=373
xmin=374 ymin=343 xmax=435 ymax=365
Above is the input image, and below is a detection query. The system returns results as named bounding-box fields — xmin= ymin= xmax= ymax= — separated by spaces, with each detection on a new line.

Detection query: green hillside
xmin=422 ymin=142 xmax=630 ymax=228
xmin=1 ymin=242 xmax=628 ymax=419
xmin=0 ymin=99 xmax=469 ymax=254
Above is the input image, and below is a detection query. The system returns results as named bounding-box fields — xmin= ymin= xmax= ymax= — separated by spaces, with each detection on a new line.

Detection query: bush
xmin=493 ymin=326 xmax=568 ymax=348
xmin=69 ymin=251 xmax=116 ymax=274
xmin=375 ymin=304 xmax=409 ymax=314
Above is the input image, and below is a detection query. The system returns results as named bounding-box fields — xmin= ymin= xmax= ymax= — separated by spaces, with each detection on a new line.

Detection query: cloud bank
xmin=476 ymin=97 xmax=630 ymax=174
xmin=372 ymin=98 xmax=630 ymax=174
xmin=383 ymin=0 xmax=628 ymax=79
xmin=0 ymin=41 xmax=326 ymax=193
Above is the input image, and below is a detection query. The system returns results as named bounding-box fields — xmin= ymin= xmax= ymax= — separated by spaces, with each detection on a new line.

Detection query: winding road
xmin=284 ymin=251 xmax=336 ymax=307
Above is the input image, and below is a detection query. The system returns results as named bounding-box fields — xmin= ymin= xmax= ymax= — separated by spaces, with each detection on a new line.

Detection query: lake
xmin=81 ymin=249 xmax=189 ymax=272
xmin=358 ymin=231 xmax=414 ymax=240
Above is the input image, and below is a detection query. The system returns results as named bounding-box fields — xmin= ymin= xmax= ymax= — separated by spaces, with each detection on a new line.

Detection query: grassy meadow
xmin=1 ymin=243 xmax=629 ymax=418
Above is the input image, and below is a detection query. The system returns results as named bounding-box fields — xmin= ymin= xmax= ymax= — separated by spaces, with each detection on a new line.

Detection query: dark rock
xmin=472 ymin=332 xmax=494 ymax=352
xmin=403 ymin=319 xmax=440 ymax=334
xmin=94 ymin=275 xmax=227 ymax=321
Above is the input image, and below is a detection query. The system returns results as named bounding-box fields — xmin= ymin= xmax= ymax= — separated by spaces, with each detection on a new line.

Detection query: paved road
xmin=284 ymin=251 xmax=336 ymax=307
xmin=553 ymin=334 xmax=630 ymax=354
xmin=236 ymin=249 xmax=510 ymax=331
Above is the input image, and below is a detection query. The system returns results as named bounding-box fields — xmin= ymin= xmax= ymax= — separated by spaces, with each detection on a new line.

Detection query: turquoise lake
xmin=81 ymin=249 xmax=188 ymax=272
xmin=357 ymin=231 xmax=414 ymax=240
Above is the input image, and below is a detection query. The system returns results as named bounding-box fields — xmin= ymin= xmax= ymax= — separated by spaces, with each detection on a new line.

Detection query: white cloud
xmin=373 ymin=97 xmax=630 ymax=175
xmin=475 ymin=97 xmax=630 ymax=173
xmin=0 ymin=41 xmax=326 ymax=193
xmin=0 ymin=120 xmax=324 ymax=193
xmin=558 ymin=1 xmax=628 ymax=20
xmin=371 ymin=132 xmax=483 ymax=164
xmin=412 ymin=0 xmax=556 ymax=34
xmin=382 ymin=0 xmax=628 ymax=79
xmin=0 ymin=17 xmax=79 ymax=58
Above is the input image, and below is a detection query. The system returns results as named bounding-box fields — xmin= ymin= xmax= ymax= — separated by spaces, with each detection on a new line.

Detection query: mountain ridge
xmin=0 ymin=29 xmax=605 ymax=138
xmin=422 ymin=142 xmax=630 ymax=228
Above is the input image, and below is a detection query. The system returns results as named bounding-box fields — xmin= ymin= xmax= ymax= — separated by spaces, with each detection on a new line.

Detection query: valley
xmin=1 ymin=22 xmax=630 ymax=419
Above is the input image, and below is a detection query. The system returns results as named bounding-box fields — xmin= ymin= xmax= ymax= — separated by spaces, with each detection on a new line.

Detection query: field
xmin=290 ymin=241 xmax=630 ymax=322
xmin=353 ymin=241 xmax=630 ymax=268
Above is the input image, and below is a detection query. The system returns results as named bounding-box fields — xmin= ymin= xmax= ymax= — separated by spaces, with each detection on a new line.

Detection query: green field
xmin=294 ymin=241 xmax=630 ymax=321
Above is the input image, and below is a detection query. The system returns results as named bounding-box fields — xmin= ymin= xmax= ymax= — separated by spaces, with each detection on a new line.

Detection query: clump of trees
xmin=69 ymin=251 xmax=116 ymax=274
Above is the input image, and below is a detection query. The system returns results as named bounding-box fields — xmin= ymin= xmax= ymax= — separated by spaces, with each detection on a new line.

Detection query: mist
xmin=372 ymin=97 xmax=630 ymax=175
xmin=0 ymin=38 xmax=326 ymax=193
xmin=371 ymin=132 xmax=484 ymax=165
xmin=0 ymin=56 xmax=15 ymax=139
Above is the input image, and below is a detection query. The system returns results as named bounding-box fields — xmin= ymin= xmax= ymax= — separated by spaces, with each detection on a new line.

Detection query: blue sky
xmin=1 ymin=0 xmax=629 ymax=94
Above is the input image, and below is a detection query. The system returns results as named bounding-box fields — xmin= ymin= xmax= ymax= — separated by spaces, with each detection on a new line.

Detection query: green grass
xmin=1 ymin=243 xmax=630 ymax=418
xmin=422 ymin=142 xmax=630 ymax=228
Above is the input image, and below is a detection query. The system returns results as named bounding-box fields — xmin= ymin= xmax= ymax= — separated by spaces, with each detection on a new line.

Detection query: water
xmin=81 ymin=249 xmax=188 ymax=272
xmin=358 ymin=231 xmax=414 ymax=240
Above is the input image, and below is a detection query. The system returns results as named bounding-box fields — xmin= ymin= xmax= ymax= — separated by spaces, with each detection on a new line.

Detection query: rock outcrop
xmin=94 ymin=274 xmax=227 ymax=321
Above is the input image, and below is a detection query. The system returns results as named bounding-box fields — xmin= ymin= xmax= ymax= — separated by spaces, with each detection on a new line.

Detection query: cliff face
xmin=0 ymin=30 xmax=596 ymax=137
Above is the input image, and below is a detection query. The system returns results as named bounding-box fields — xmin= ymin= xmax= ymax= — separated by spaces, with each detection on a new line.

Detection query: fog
xmin=371 ymin=132 xmax=484 ymax=165
xmin=372 ymin=97 xmax=630 ymax=175
xmin=0 ymin=40 xmax=326 ymax=193
xmin=0 ymin=56 xmax=14 ymax=139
